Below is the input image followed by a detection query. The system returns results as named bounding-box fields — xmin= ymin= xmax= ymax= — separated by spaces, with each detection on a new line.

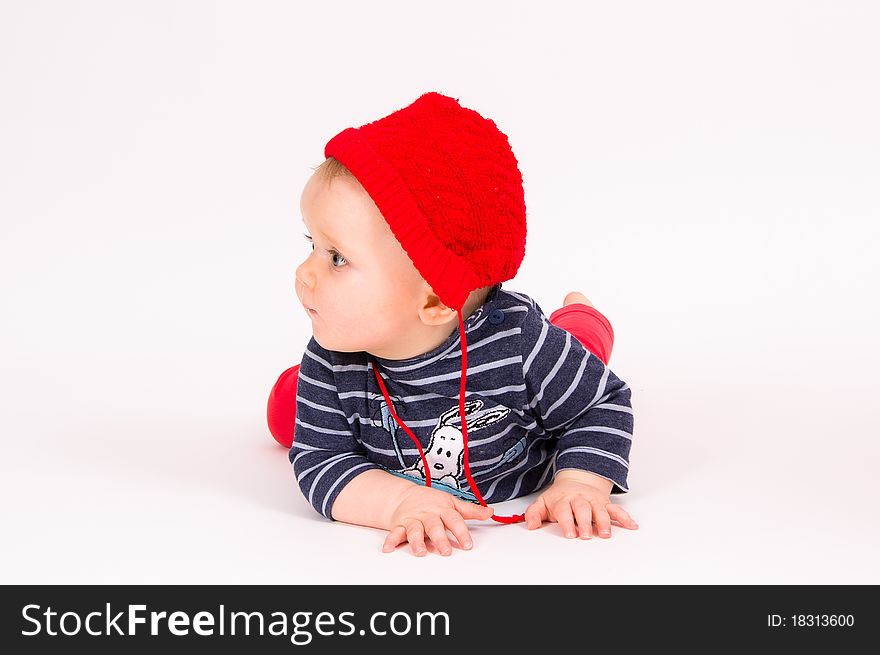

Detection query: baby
xmin=267 ymin=92 xmax=638 ymax=556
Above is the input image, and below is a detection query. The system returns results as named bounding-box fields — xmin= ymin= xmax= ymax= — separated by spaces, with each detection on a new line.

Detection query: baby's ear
xmin=417 ymin=292 xmax=458 ymax=326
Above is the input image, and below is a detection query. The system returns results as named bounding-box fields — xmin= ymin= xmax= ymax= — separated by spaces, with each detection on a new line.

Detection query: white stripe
xmin=506 ymin=291 xmax=536 ymax=310
xmin=543 ymin=374 xmax=623 ymax=431
xmin=290 ymin=440 xmax=322 ymax=452
xmin=360 ymin=441 xmax=420 ymax=458
xmin=294 ymin=418 xmax=353 ymax=437
xmin=297 ymin=451 xmax=355 ymax=484
xmin=440 ymin=327 xmax=522 ymax=363
xmin=363 ymin=385 xmax=528 ymax=409
xmin=467 ymin=451 xmax=507 ymax=472
xmin=522 ymin=320 xmax=548 ymax=375
xmin=297 ymin=371 xmax=337 ymax=393
xmin=564 ymin=425 xmax=633 ymax=441
xmin=557 ymin=446 xmax=630 ymax=469
xmin=303 ymin=347 xmax=334 ymax=372
xmin=543 ymin=342 xmax=589 ymax=422
xmin=527 ymin=331 xmax=571 ymax=410
xmin=464 ymin=420 xmax=523 ymax=450
xmin=534 ymin=456 xmax=556 ymax=491
xmin=587 ymin=365 xmax=611 ymax=409
xmin=384 ymin=356 xmax=521 ymax=387
xmin=338 ymin=389 xmax=374 ymax=401
xmin=295 ymin=394 xmax=349 ymax=418
xmin=592 ymin=403 xmax=634 ymax=415
xmin=307 ymin=454 xmax=362 ymax=507
xmin=593 ymin=384 xmax=629 ymax=407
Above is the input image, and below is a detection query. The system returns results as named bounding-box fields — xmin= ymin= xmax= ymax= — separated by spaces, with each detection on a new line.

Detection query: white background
xmin=1 ymin=0 xmax=878 ymax=584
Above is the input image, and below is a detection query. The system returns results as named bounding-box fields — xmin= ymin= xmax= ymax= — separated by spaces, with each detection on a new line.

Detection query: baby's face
xmin=295 ymin=173 xmax=431 ymax=356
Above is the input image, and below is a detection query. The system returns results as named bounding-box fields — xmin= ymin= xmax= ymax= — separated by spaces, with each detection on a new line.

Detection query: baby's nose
xmin=294 ymin=268 xmax=313 ymax=297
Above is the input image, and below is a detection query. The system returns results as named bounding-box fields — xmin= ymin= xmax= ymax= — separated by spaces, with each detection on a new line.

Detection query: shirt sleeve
xmin=519 ymin=310 xmax=634 ymax=494
xmin=288 ymin=337 xmax=382 ymax=519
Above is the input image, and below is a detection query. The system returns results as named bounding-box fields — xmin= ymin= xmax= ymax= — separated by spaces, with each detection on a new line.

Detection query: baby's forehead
xmin=302 ymin=174 xmax=387 ymax=235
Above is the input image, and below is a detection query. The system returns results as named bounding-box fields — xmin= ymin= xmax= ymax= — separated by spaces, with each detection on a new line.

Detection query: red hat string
xmin=371 ymin=309 xmax=525 ymax=525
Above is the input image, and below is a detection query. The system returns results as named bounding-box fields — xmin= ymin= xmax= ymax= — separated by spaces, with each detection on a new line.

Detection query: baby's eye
xmin=302 ymin=233 xmax=348 ymax=269
xmin=329 ymin=250 xmax=348 ymax=269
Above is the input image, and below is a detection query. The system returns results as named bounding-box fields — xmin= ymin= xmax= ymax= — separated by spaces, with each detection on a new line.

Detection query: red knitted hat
xmin=323 ymin=91 xmax=527 ymax=310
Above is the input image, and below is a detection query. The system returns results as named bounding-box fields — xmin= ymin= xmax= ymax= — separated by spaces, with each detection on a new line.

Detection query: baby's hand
xmin=383 ymin=486 xmax=493 ymax=557
xmin=524 ymin=470 xmax=639 ymax=539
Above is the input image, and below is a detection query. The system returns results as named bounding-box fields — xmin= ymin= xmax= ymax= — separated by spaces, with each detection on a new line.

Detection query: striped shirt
xmin=289 ymin=283 xmax=634 ymax=520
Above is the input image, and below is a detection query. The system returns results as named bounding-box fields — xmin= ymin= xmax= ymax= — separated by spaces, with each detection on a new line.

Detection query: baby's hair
xmin=311 ymin=156 xmax=355 ymax=187
xmin=310 ymin=157 xmax=494 ymax=313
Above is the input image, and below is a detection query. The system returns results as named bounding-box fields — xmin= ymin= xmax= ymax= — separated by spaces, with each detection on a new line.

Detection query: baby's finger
xmin=382 ymin=526 xmax=407 ymax=553
xmin=591 ymin=499 xmax=613 ymax=538
xmin=453 ymin=499 xmax=494 ymax=521
xmin=607 ymin=503 xmax=639 ymax=530
xmin=441 ymin=510 xmax=474 ymax=550
xmin=571 ymin=496 xmax=593 ymax=540
xmin=404 ymin=520 xmax=428 ymax=557
xmin=423 ymin=515 xmax=453 ymax=556
xmin=551 ymin=499 xmax=577 ymax=539
xmin=524 ymin=498 xmax=547 ymax=530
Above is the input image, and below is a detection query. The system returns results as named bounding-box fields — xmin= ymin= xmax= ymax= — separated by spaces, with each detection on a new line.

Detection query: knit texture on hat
xmin=324 ymin=91 xmax=527 ymax=310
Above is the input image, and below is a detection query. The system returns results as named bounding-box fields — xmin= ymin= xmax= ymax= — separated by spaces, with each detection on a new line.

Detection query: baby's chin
xmin=326 ymin=343 xmax=418 ymax=360
xmin=312 ymin=321 xmax=429 ymax=358
xmin=312 ymin=332 xmax=370 ymax=355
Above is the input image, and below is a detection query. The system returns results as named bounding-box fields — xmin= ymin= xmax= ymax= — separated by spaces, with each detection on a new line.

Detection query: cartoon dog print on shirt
xmin=401 ymin=399 xmax=510 ymax=491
